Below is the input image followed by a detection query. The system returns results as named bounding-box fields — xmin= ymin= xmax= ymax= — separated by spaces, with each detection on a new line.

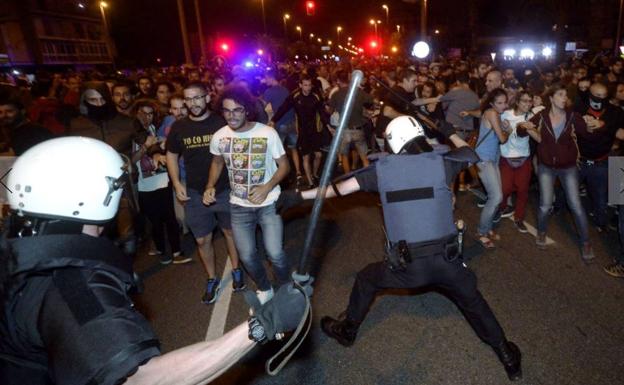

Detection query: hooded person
xmin=0 ymin=137 xmax=311 ymax=385
xmin=277 ymin=115 xmax=523 ymax=381
xmin=67 ymin=82 xmax=142 ymax=257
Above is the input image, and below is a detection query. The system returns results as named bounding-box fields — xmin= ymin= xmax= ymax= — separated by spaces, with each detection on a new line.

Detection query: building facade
xmin=0 ymin=0 xmax=112 ymax=66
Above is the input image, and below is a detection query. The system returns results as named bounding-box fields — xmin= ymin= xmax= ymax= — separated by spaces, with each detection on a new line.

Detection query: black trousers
xmin=345 ymin=254 xmax=506 ymax=347
xmin=138 ymin=185 xmax=181 ymax=255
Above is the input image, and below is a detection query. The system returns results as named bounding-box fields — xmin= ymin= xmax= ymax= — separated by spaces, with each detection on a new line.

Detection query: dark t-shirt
xmin=329 ymin=87 xmax=374 ymax=128
xmin=166 ymin=114 xmax=229 ymax=193
xmin=574 ymin=104 xmax=624 ymax=159
xmin=355 ymin=149 xmax=470 ymax=191
xmin=383 ymin=86 xmax=416 ymax=115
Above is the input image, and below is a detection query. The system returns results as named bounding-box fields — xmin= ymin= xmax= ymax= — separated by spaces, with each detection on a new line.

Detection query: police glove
xmin=275 ymin=190 xmax=304 ymax=215
xmin=246 ymin=280 xmax=313 ymax=343
xmin=436 ymin=120 xmax=457 ymax=139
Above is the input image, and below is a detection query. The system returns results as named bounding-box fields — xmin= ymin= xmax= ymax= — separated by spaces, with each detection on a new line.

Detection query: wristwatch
xmin=248 ymin=316 xmax=267 ymax=344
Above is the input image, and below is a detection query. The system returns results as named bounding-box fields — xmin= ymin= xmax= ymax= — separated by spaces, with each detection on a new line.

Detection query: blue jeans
xmin=230 ymin=203 xmax=291 ymax=291
xmin=537 ymin=164 xmax=589 ymax=244
xmin=579 ymin=160 xmax=608 ymax=227
xmin=477 ymin=161 xmax=503 ymax=235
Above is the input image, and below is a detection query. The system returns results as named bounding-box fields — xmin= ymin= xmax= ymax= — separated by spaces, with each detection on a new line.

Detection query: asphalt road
xmin=132 ymin=189 xmax=624 ymax=385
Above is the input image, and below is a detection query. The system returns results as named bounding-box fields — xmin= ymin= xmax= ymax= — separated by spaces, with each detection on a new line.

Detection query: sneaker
xmin=514 ymin=220 xmax=528 ymax=233
xmin=231 ymin=268 xmax=246 ymax=291
xmin=493 ymin=340 xmax=522 ymax=381
xmin=603 ymin=262 xmax=624 ymax=278
xmin=477 ymin=198 xmax=487 ymax=208
xmin=256 ymin=287 xmax=274 ymax=305
xmin=172 ymin=252 xmax=192 ymax=264
xmin=580 ymin=243 xmax=596 ymax=264
xmin=535 ymin=232 xmax=547 ymax=249
xmin=458 ymin=183 xmax=468 ymax=192
xmin=159 ymin=254 xmax=173 ymax=265
xmin=493 ymin=210 xmax=502 ymax=223
xmin=201 ymin=278 xmax=221 ymax=304
xmin=500 ymin=206 xmax=515 ymax=218
xmin=148 ymin=249 xmax=163 ymax=256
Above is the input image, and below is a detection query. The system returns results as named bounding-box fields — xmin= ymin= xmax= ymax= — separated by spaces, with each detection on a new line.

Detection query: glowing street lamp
xmin=336 ymin=26 xmax=342 ymax=42
xmin=283 ymin=13 xmax=290 ymax=37
xmin=370 ymin=19 xmax=380 ymax=37
xmin=396 ymin=24 xmax=401 ymax=34
xmin=317 ymin=38 xmax=322 ymax=43
xmin=382 ymin=4 xmax=389 ymax=26
xmin=296 ymin=25 xmax=302 ymax=40
xmin=391 ymin=46 xmax=398 ymax=53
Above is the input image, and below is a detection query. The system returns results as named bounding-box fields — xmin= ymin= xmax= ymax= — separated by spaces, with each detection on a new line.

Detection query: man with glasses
xmin=166 ymin=82 xmax=244 ymax=304
xmin=204 ymin=85 xmax=291 ymax=305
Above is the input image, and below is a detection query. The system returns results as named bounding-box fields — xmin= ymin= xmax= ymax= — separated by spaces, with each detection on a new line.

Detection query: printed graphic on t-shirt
xmin=222 ymin=136 xmax=269 ymax=200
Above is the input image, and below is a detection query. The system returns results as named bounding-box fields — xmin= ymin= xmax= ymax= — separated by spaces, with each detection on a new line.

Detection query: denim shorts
xmin=184 ymin=188 xmax=231 ymax=238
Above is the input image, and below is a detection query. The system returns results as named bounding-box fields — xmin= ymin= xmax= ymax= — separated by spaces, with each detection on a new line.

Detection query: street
xmin=133 ymin=189 xmax=624 ymax=385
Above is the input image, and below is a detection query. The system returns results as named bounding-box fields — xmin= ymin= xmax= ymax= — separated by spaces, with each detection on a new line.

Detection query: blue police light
xmin=244 ymin=61 xmax=254 ymax=68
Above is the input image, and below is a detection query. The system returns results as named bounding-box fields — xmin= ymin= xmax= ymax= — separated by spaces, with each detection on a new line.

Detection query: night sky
xmin=105 ymin=0 xmax=601 ymax=67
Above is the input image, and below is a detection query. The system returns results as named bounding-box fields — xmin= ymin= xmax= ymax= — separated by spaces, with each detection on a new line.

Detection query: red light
xmin=306 ymin=1 xmax=315 ymax=16
xmin=370 ymin=41 xmax=378 ymax=48
xmin=220 ymin=43 xmax=229 ymax=52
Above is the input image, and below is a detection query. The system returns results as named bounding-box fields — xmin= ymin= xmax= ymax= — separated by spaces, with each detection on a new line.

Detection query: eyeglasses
xmin=519 ymin=98 xmax=533 ymax=103
xmin=222 ymin=107 xmax=246 ymax=116
xmin=184 ymin=94 xmax=207 ymax=104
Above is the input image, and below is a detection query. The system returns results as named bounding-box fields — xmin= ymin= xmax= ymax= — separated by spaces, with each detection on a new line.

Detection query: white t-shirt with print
xmin=500 ymin=109 xmax=532 ymax=158
xmin=210 ymin=122 xmax=286 ymax=207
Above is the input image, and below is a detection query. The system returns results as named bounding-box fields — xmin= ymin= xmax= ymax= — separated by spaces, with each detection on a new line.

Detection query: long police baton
xmin=263 ymin=71 xmax=364 ymax=376
xmin=296 ymin=69 xmax=364 ymax=278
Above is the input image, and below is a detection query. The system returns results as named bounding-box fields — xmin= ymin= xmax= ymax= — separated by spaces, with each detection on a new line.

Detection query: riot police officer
xmin=278 ymin=116 xmax=522 ymax=381
xmin=0 ymin=137 xmax=309 ymax=385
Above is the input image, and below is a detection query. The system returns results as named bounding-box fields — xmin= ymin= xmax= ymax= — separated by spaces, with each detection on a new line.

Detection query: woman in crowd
xmin=475 ymin=88 xmax=509 ymax=248
xmin=132 ymin=99 xmax=183 ymax=264
xmin=498 ymin=91 xmax=535 ymax=232
xmin=526 ymin=84 xmax=594 ymax=262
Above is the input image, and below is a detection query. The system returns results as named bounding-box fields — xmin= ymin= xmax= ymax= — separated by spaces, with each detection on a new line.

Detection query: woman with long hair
xmin=526 ymin=84 xmax=594 ymax=262
xmin=475 ymin=88 xmax=509 ymax=248
xmin=498 ymin=91 xmax=535 ymax=232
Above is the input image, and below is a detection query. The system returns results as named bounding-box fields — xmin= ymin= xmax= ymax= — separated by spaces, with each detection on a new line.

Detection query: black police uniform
xmin=0 ymin=234 xmax=160 ymax=385
xmin=321 ymin=145 xmax=521 ymax=380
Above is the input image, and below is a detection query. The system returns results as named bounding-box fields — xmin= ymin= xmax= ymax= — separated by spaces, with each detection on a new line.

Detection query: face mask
xmin=589 ymin=94 xmax=606 ymax=111
xmin=86 ymin=103 xmax=110 ymax=121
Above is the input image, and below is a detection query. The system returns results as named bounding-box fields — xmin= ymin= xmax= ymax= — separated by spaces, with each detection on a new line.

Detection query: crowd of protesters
xmin=1 ymin=50 xmax=624 ymax=307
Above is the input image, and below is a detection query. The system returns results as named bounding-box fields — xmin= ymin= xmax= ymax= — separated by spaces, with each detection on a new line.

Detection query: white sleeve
xmin=268 ymin=129 xmax=286 ymax=160
xmin=210 ymin=130 xmax=222 ymax=156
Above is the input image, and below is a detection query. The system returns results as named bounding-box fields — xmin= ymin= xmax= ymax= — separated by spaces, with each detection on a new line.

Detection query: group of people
xmin=1 ymin=49 xmax=624 ymax=383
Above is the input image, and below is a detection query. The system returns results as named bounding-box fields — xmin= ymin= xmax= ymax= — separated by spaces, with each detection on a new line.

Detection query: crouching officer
xmin=0 ymin=137 xmax=310 ymax=385
xmin=278 ymin=116 xmax=522 ymax=381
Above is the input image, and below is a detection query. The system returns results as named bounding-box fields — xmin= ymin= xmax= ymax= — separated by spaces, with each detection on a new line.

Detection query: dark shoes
xmin=493 ymin=340 xmax=522 ymax=381
xmin=320 ymin=315 xmax=360 ymax=347
xmin=231 ymin=268 xmax=246 ymax=291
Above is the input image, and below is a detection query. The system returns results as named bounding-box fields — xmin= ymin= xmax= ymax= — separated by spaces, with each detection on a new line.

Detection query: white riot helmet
xmin=8 ymin=137 xmax=126 ymax=224
xmin=385 ymin=115 xmax=430 ymax=154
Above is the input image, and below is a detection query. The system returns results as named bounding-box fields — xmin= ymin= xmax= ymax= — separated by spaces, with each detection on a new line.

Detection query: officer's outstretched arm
xmin=301 ymin=176 xmax=361 ymax=200
xmin=125 ymin=323 xmax=255 ymax=385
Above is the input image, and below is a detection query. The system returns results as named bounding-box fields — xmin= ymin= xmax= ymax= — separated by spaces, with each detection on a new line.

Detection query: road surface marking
xmin=205 ymin=257 xmax=233 ymax=341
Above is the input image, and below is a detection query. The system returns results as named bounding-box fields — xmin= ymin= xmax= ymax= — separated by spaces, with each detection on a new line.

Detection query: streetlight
xmin=296 ymin=25 xmax=302 ymax=40
xmin=370 ymin=19 xmax=380 ymax=37
xmin=336 ymin=26 xmax=342 ymax=43
xmin=309 ymin=33 xmax=315 ymax=39
xmin=382 ymin=4 xmax=389 ymax=26
xmin=283 ymin=13 xmax=290 ymax=37
xmin=434 ymin=29 xmax=440 ymax=34
xmin=317 ymin=38 xmax=322 ymax=43
xmin=396 ymin=24 xmax=401 ymax=34
xmin=259 ymin=0 xmax=267 ymax=34
xmin=99 ymin=2 xmax=115 ymax=67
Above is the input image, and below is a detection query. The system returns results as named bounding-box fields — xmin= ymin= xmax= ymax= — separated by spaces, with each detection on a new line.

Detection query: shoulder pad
xmin=443 ymin=146 xmax=480 ymax=164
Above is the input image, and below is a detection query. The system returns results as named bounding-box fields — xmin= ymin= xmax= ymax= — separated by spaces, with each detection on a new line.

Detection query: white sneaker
xmin=256 ymin=288 xmax=274 ymax=305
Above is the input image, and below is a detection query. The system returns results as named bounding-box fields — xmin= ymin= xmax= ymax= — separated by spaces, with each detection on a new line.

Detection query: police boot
xmin=493 ymin=340 xmax=522 ymax=381
xmin=320 ymin=315 xmax=359 ymax=347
